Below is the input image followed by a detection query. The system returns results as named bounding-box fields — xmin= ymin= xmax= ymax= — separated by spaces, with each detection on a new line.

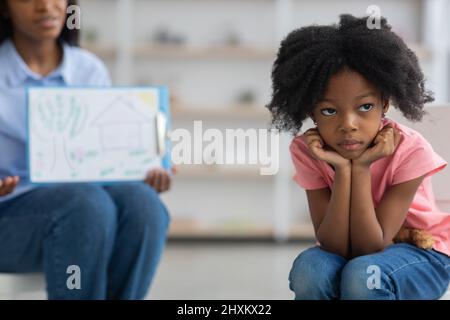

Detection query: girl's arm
xmin=309 ymin=162 xmax=351 ymax=258
xmin=350 ymin=164 xmax=425 ymax=257
xmin=302 ymin=128 xmax=352 ymax=258
xmin=349 ymin=125 xmax=422 ymax=257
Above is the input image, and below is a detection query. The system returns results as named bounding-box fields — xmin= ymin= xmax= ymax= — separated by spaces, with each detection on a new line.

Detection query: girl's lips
xmin=339 ymin=142 xmax=363 ymax=151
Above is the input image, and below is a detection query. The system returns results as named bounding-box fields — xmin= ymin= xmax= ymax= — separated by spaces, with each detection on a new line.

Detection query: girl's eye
xmin=359 ymin=104 xmax=374 ymax=112
xmin=320 ymin=108 xmax=336 ymax=116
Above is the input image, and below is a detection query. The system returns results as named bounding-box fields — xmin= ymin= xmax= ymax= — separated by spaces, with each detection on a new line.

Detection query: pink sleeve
xmin=392 ymin=133 xmax=448 ymax=185
xmin=290 ymin=137 xmax=328 ymax=190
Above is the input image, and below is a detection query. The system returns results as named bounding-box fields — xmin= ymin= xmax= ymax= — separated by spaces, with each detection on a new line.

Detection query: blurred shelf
xmin=407 ymin=42 xmax=433 ymax=60
xmin=168 ymin=218 xmax=315 ymax=240
xmin=171 ymin=105 xmax=271 ymax=120
xmin=174 ymin=165 xmax=275 ymax=179
xmin=83 ymin=42 xmax=431 ymax=62
xmin=134 ymin=44 xmax=276 ymax=60
xmin=81 ymin=43 xmax=276 ymax=60
xmin=81 ymin=43 xmax=117 ymax=59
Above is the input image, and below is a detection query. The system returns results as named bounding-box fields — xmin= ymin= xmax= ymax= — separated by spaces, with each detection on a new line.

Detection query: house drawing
xmin=90 ymin=96 xmax=153 ymax=151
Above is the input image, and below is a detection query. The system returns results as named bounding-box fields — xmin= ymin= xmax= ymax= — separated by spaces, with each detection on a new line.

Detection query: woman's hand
xmin=0 ymin=176 xmax=20 ymax=197
xmin=145 ymin=167 xmax=175 ymax=193
xmin=353 ymin=124 xmax=401 ymax=167
xmin=303 ymin=128 xmax=350 ymax=170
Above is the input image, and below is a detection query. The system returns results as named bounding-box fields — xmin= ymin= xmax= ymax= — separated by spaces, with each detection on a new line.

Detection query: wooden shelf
xmin=407 ymin=42 xmax=433 ymax=60
xmin=134 ymin=44 xmax=276 ymax=60
xmin=81 ymin=43 xmax=276 ymax=60
xmin=81 ymin=43 xmax=117 ymax=59
xmin=83 ymin=42 xmax=431 ymax=61
xmin=171 ymin=104 xmax=271 ymax=120
xmin=174 ymin=165 xmax=275 ymax=179
xmin=168 ymin=218 xmax=315 ymax=240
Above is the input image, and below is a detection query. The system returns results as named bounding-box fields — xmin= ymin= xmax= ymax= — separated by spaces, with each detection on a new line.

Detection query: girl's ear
xmin=382 ymin=99 xmax=389 ymax=114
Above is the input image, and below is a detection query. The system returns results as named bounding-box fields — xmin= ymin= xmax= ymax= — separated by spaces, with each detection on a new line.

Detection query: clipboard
xmin=26 ymin=86 xmax=171 ymax=184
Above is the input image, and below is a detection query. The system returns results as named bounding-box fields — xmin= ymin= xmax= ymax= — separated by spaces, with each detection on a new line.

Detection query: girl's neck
xmin=12 ymin=33 xmax=62 ymax=77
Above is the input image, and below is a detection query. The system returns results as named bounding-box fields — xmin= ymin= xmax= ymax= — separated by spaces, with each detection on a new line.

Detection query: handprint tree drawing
xmin=30 ymin=93 xmax=89 ymax=178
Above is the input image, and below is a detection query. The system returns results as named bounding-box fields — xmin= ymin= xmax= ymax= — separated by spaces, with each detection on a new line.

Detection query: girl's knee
xmin=289 ymin=247 xmax=343 ymax=299
xmin=288 ymin=259 xmax=318 ymax=299
xmin=340 ymin=256 xmax=393 ymax=300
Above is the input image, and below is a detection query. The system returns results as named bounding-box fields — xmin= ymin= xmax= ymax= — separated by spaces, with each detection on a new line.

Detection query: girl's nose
xmin=338 ymin=115 xmax=358 ymax=132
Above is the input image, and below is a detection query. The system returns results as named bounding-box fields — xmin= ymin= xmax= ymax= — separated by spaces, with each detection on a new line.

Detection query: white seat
xmin=0 ymin=273 xmax=46 ymax=300
xmin=440 ymin=286 xmax=450 ymax=300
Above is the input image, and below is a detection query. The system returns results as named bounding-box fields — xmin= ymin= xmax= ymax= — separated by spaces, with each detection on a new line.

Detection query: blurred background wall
xmin=77 ymin=0 xmax=450 ymax=242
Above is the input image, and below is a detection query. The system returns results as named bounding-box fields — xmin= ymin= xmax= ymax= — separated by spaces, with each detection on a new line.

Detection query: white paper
xmin=28 ymin=87 xmax=163 ymax=183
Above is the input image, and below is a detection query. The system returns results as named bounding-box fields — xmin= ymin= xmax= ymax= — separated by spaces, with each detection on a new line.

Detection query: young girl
xmin=0 ymin=0 xmax=172 ymax=299
xmin=267 ymin=14 xmax=450 ymax=300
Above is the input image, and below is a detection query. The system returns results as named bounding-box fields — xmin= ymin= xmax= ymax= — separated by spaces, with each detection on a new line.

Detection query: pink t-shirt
xmin=290 ymin=117 xmax=450 ymax=257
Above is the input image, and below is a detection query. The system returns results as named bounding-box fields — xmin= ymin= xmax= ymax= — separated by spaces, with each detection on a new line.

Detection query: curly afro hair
xmin=267 ymin=14 xmax=434 ymax=135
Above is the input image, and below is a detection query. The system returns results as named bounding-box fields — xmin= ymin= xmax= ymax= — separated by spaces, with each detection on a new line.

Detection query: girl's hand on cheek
xmin=0 ymin=176 xmax=20 ymax=197
xmin=303 ymin=128 xmax=350 ymax=170
xmin=353 ymin=124 xmax=401 ymax=167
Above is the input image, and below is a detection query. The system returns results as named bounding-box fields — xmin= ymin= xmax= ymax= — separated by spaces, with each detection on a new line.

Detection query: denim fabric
xmin=289 ymin=244 xmax=450 ymax=300
xmin=0 ymin=182 xmax=169 ymax=299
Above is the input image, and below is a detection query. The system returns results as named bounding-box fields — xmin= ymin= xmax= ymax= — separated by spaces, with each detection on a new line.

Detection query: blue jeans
xmin=0 ymin=183 xmax=170 ymax=299
xmin=289 ymin=244 xmax=450 ymax=300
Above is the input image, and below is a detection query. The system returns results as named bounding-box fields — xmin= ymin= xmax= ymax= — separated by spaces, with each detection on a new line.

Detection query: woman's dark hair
xmin=0 ymin=0 xmax=79 ymax=46
xmin=267 ymin=14 xmax=434 ymax=134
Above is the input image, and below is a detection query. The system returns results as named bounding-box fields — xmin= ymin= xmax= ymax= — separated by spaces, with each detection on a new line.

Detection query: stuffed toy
xmin=393 ymin=226 xmax=435 ymax=249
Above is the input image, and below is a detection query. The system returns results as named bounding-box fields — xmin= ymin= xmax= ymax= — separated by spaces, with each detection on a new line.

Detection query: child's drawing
xmin=28 ymin=87 xmax=167 ymax=183
xmin=91 ymin=96 xmax=152 ymax=151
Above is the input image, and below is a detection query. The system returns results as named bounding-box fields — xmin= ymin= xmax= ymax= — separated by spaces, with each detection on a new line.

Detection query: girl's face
xmin=6 ymin=0 xmax=68 ymax=42
xmin=311 ymin=69 xmax=389 ymax=160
